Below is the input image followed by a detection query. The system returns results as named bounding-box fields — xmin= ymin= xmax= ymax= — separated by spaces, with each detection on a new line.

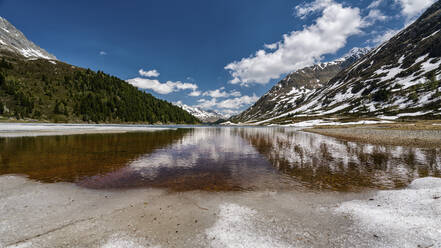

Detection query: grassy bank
xmin=305 ymin=121 xmax=441 ymax=148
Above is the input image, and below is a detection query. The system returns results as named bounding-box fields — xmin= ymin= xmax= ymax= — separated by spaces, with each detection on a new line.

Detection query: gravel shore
xmin=306 ymin=126 xmax=441 ymax=147
xmin=2 ymin=175 xmax=440 ymax=248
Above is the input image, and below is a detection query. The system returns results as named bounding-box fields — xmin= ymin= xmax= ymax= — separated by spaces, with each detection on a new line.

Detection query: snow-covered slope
xmin=233 ymin=47 xmax=370 ymax=123
xmin=242 ymin=1 xmax=441 ymax=124
xmin=0 ymin=17 xmax=56 ymax=60
xmin=174 ymin=102 xmax=225 ymax=122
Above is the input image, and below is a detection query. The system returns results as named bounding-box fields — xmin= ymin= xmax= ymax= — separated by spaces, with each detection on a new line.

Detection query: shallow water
xmin=0 ymin=127 xmax=440 ymax=191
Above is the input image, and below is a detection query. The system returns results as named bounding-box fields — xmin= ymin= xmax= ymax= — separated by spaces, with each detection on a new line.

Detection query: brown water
xmin=0 ymin=127 xmax=440 ymax=191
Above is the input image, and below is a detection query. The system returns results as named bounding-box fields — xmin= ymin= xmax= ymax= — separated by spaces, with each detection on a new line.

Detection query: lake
xmin=1 ymin=126 xmax=440 ymax=192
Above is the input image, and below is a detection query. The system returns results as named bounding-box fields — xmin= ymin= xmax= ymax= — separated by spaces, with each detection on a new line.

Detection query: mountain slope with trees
xmin=0 ymin=18 xmax=199 ymax=124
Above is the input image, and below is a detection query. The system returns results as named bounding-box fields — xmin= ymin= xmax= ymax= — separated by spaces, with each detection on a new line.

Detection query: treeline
xmin=0 ymin=56 xmax=199 ymax=124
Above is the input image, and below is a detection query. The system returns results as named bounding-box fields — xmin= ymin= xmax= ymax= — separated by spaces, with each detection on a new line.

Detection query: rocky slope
xmin=237 ymin=1 xmax=441 ymax=125
xmin=0 ymin=17 xmax=56 ymax=60
xmin=232 ymin=48 xmax=370 ymax=122
xmin=174 ymin=102 xmax=225 ymax=122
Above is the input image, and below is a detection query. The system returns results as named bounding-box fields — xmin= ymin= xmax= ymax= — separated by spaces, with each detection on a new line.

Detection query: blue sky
xmin=0 ymin=0 xmax=436 ymax=115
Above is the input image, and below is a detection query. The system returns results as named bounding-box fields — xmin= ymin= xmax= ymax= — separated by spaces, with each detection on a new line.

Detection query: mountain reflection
xmin=236 ymin=128 xmax=441 ymax=191
xmin=0 ymin=129 xmax=190 ymax=182
xmin=78 ymin=128 xmax=275 ymax=191
xmin=1 ymin=127 xmax=440 ymax=191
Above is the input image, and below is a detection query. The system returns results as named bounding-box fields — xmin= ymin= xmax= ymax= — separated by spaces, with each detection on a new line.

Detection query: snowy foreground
xmin=0 ymin=123 xmax=174 ymax=137
xmin=336 ymin=177 xmax=441 ymax=248
xmin=0 ymin=176 xmax=439 ymax=248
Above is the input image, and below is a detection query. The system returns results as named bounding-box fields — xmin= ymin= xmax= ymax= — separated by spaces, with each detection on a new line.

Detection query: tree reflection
xmin=237 ymin=128 xmax=441 ymax=191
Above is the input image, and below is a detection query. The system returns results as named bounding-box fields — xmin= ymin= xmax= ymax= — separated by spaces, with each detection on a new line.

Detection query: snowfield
xmin=337 ymin=177 xmax=441 ymax=248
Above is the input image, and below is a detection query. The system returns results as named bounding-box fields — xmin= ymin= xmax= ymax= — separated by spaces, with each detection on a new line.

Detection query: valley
xmin=1 ymin=1 xmax=441 ymax=248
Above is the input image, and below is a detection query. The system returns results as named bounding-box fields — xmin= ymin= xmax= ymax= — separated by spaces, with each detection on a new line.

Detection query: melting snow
xmin=206 ymin=203 xmax=290 ymax=248
xmin=101 ymin=234 xmax=160 ymax=248
xmin=421 ymin=30 xmax=440 ymax=41
xmin=415 ymin=54 xmax=429 ymax=64
xmin=374 ymin=66 xmax=403 ymax=81
xmin=336 ymin=177 xmax=441 ymax=248
xmin=0 ymin=123 xmax=173 ymax=137
xmin=396 ymin=111 xmax=433 ymax=117
xmin=421 ymin=58 xmax=441 ymax=72
xmin=280 ymin=119 xmax=392 ymax=127
xmin=398 ymin=55 xmax=405 ymax=65
xmin=20 ymin=48 xmax=54 ymax=60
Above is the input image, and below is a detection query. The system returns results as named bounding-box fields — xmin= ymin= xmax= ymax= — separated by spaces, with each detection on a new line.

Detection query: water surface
xmin=1 ymin=127 xmax=440 ymax=191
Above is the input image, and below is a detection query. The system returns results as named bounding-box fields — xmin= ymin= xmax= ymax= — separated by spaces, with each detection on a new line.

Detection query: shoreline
xmin=1 ymin=175 xmax=439 ymax=248
xmin=305 ymin=124 xmax=441 ymax=148
xmin=0 ymin=123 xmax=179 ymax=137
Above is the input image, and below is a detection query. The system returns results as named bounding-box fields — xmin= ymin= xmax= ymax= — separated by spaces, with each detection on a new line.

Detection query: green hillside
xmin=0 ymin=51 xmax=199 ymax=124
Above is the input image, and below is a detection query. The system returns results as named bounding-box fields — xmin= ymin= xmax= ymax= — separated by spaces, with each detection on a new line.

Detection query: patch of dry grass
xmin=306 ymin=121 xmax=441 ymax=148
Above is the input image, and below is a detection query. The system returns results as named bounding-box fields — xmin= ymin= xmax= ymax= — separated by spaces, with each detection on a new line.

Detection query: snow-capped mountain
xmin=174 ymin=102 xmax=225 ymax=122
xmin=232 ymin=47 xmax=370 ymax=122
xmin=240 ymin=1 xmax=441 ymax=125
xmin=0 ymin=17 xmax=56 ymax=60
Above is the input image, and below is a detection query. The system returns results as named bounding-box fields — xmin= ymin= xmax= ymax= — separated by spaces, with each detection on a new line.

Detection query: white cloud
xmin=203 ymin=89 xmax=228 ymax=98
xmin=195 ymin=94 xmax=259 ymax=110
xmin=363 ymin=9 xmax=387 ymax=25
xmin=217 ymin=94 xmax=259 ymax=109
xmin=188 ymin=90 xmax=202 ymax=97
xmin=218 ymin=109 xmax=240 ymax=117
xmin=371 ymin=29 xmax=401 ymax=44
xmin=126 ymin=77 xmax=198 ymax=94
xmin=368 ymin=0 xmax=384 ymax=9
xmin=139 ymin=69 xmax=160 ymax=78
xmin=202 ymin=87 xmax=242 ymax=98
xmin=264 ymin=43 xmax=278 ymax=50
xmin=229 ymin=90 xmax=242 ymax=97
xmin=99 ymin=51 xmax=107 ymax=56
xmin=196 ymin=98 xmax=217 ymax=109
xmin=395 ymin=0 xmax=436 ymax=19
xmin=295 ymin=0 xmax=333 ymax=19
xmin=225 ymin=0 xmax=363 ymax=86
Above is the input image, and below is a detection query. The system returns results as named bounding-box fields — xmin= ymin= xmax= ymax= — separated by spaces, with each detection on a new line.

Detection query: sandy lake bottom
xmin=0 ymin=125 xmax=440 ymax=247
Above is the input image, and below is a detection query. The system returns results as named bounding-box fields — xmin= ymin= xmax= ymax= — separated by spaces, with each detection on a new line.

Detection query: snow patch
xmin=336 ymin=177 xmax=441 ymax=248
xmin=0 ymin=123 xmax=173 ymax=137
xmin=415 ymin=53 xmax=429 ymax=64
xmin=374 ymin=66 xmax=402 ymax=81
xmin=281 ymin=119 xmax=392 ymax=127
xmin=20 ymin=48 xmax=54 ymax=60
xmin=206 ymin=203 xmax=290 ymax=248
xmin=421 ymin=58 xmax=441 ymax=72
xmin=5 ymin=241 xmax=34 ymax=248
xmin=397 ymin=111 xmax=433 ymax=117
xmin=101 ymin=233 xmax=160 ymax=248
xmin=398 ymin=55 xmax=405 ymax=65
xmin=421 ymin=30 xmax=440 ymax=41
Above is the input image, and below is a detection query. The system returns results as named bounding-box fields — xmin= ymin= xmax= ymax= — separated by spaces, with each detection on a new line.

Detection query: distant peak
xmin=0 ymin=16 xmax=57 ymax=60
xmin=173 ymin=102 xmax=226 ymax=122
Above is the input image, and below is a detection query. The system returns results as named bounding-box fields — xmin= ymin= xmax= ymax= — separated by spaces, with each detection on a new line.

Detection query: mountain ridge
xmin=232 ymin=47 xmax=370 ymax=123
xmin=173 ymin=101 xmax=226 ymax=122
xmin=232 ymin=1 xmax=441 ymax=125
xmin=0 ymin=17 xmax=56 ymax=60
